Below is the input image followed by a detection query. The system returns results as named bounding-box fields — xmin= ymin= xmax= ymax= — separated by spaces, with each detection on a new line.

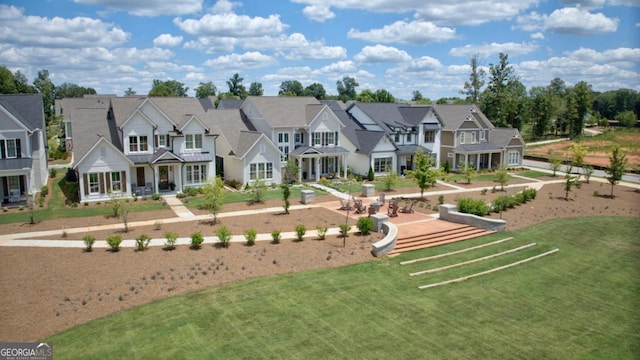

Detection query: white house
xmin=0 ymin=94 xmax=48 ymax=206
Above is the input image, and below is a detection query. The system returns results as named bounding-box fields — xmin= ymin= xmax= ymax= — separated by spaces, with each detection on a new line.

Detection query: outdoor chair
xmin=387 ymin=200 xmax=399 ymax=217
xmin=339 ymin=198 xmax=353 ymax=211
xmin=399 ymin=201 xmax=415 ymax=214
xmin=377 ymin=192 xmax=386 ymax=205
xmin=354 ymin=201 xmax=367 ymax=214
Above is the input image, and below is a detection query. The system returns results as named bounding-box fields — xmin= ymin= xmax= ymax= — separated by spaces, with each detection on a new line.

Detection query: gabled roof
xmin=151 ymin=148 xmax=184 ymax=164
xmin=323 ymin=100 xmax=390 ymax=155
xmin=150 ymin=97 xmax=210 ymax=130
xmin=0 ymin=94 xmax=45 ymax=131
xmin=206 ymin=109 xmax=275 ymax=160
xmin=242 ymin=96 xmax=321 ymax=128
xmin=217 ymin=99 xmax=243 ymax=109
xmin=489 ymin=128 xmax=525 ymax=148
xmin=348 ymin=102 xmax=434 ymax=133
xmin=433 ymin=104 xmax=494 ymax=131
xmin=74 ymin=135 xmax=133 ymax=169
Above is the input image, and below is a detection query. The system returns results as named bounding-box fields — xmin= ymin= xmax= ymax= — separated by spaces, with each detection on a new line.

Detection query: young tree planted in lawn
xmin=216 ymin=226 xmax=232 ymax=248
xmin=282 ymin=182 xmax=291 ymax=214
xmin=569 ymin=143 xmax=587 ymax=175
xmin=606 ymin=146 xmax=628 ymax=198
xmin=461 ymin=161 xmax=476 ymax=184
xmin=202 ymin=176 xmax=225 ymax=223
xmin=382 ymin=168 xmax=399 ymax=191
xmin=563 ymin=165 xmax=581 ymax=200
xmin=251 ymin=178 xmax=267 ymax=203
xmin=495 ymin=165 xmax=509 ymax=191
xmin=408 ymin=148 xmax=439 ymax=200
xmin=294 ymin=224 xmax=306 ymax=241
xmin=548 ymin=150 xmax=563 ymax=177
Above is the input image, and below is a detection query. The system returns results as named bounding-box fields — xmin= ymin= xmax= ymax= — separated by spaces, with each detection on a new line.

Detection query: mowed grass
xmin=45 ymin=216 xmax=640 ymax=359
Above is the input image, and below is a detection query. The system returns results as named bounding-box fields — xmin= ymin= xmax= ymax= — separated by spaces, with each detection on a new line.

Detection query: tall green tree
xmin=248 ymin=82 xmax=264 ymax=96
xmin=356 ymin=89 xmax=376 ymax=102
xmin=617 ymin=110 xmax=637 ymax=128
xmin=411 ymin=90 xmax=424 ymax=102
xmin=570 ymin=81 xmax=592 ymax=137
xmin=13 ymin=71 xmax=36 ymax=93
xmin=606 ymin=146 xmax=628 ymax=198
xmin=148 ymin=79 xmax=188 ymax=97
xmin=279 ymin=80 xmax=304 ymax=96
xmin=195 ymin=81 xmax=217 ymax=98
xmin=227 ymin=73 xmax=247 ymax=99
xmin=0 ymin=66 xmax=17 ymax=94
xmin=55 ymin=82 xmax=96 ymax=98
xmin=529 ymin=86 xmax=553 ymax=138
xmin=374 ymin=89 xmax=395 ymax=103
xmin=480 ymin=53 xmax=527 ymax=129
xmin=304 ymin=83 xmax=326 ymax=100
xmin=461 ymin=53 xmax=485 ymax=104
xmin=336 ymin=76 xmax=358 ymax=102
xmin=124 ymin=87 xmax=136 ymax=95
xmin=33 ymin=69 xmax=56 ymax=123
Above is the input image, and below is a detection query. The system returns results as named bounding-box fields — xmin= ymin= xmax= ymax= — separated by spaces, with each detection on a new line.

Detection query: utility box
xmin=301 ymin=189 xmax=315 ymax=204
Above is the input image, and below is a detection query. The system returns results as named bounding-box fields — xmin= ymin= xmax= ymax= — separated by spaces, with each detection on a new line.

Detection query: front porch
xmin=1 ymin=174 xmax=29 ymax=207
xmin=290 ymin=146 xmax=349 ymax=182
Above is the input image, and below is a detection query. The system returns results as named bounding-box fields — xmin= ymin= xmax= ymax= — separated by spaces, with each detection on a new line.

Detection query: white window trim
xmin=185 ymin=134 xmax=203 ymax=150
xmin=185 ymin=164 xmax=207 ymax=184
xmin=88 ymin=173 xmax=100 ymax=194
xmin=459 ymin=132 xmax=465 ymax=145
xmin=508 ymin=151 xmax=520 ymax=166
xmin=110 ymin=172 xmax=122 ymax=193
xmin=249 ymin=162 xmax=274 ymax=181
xmin=4 ymin=139 xmax=17 ymax=158
xmin=129 ymin=135 xmax=148 ymax=153
xmin=480 ymin=131 xmax=485 ymax=141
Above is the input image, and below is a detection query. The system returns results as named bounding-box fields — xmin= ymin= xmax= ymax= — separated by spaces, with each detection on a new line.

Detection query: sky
xmin=0 ymin=0 xmax=638 ymax=100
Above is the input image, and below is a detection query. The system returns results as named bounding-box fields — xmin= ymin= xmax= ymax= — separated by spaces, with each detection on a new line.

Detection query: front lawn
xmin=44 ymin=216 xmax=640 ymax=359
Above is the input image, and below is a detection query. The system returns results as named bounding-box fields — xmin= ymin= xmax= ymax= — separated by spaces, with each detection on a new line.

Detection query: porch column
xmin=176 ymin=165 xmax=183 ymax=192
xmin=315 ymin=157 xmax=320 ymax=182
xmin=476 ymin=155 xmax=480 ymax=170
xmin=464 ymin=154 xmax=469 ymax=168
xmin=342 ymin=154 xmax=347 ymax=178
xmin=488 ymin=153 xmax=493 ymax=169
xmin=297 ymin=157 xmax=303 ymax=182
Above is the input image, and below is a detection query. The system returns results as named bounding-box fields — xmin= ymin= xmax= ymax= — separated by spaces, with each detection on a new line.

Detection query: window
xmin=459 ymin=132 xmax=465 ymax=144
xmin=155 ymin=134 xmax=168 ymax=148
xmin=110 ymin=172 xmax=122 ymax=192
xmin=471 ymin=132 xmax=477 ymax=143
xmin=277 ymin=132 xmax=289 ymax=144
xmin=424 ymin=130 xmax=435 ymax=143
xmin=128 ymin=136 xmax=148 ymax=152
xmin=294 ymin=133 xmax=304 ymax=145
xmin=65 ymin=122 xmax=72 ymax=138
xmin=406 ymin=132 xmax=412 ymax=142
xmin=8 ymin=176 xmax=19 ymax=193
xmin=508 ymin=151 xmax=520 ymax=166
xmin=312 ymin=132 xmax=337 ymax=147
xmin=88 ymin=173 xmax=100 ymax=194
xmin=374 ymin=157 xmax=392 ymax=173
xmin=186 ymin=164 xmax=207 ymax=184
xmin=249 ymin=162 xmax=273 ymax=180
xmin=279 ymin=145 xmax=290 ymax=162
xmin=394 ymin=132 xmax=400 ymax=143
xmin=5 ymin=139 xmax=17 ymax=158
xmin=186 ymin=134 xmax=202 ymax=150
xmin=480 ymin=131 xmax=485 ymax=141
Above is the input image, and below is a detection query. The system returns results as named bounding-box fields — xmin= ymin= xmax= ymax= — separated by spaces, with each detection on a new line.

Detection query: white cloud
xmin=0 ymin=5 xmax=128 ymax=48
xmin=174 ymin=13 xmax=287 ymax=37
xmin=559 ymin=0 xmax=606 ymax=9
xmin=286 ymin=45 xmax=347 ymax=60
xmin=354 ymin=45 xmax=412 ymax=64
xmin=203 ymin=52 xmax=277 ymax=69
xmin=210 ymin=0 xmax=238 ymax=14
xmin=449 ymin=42 xmax=538 ymax=58
xmin=153 ymin=34 xmax=183 ymax=48
xmin=74 ymin=0 xmax=202 ymax=16
xmin=516 ymin=7 xmax=618 ymax=35
xmin=531 ymin=32 xmax=545 ymax=39
xmin=348 ymin=20 xmax=456 ymax=45
xmin=292 ymin=0 xmax=539 ymax=25
xmin=317 ymin=61 xmax=357 ymax=74
xmin=302 ymin=5 xmax=336 ymax=22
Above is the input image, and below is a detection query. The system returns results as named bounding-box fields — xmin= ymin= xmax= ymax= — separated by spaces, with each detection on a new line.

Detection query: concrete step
xmin=389 ymin=228 xmax=494 ymax=255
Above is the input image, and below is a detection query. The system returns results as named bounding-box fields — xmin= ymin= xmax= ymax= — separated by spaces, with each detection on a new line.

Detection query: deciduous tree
xmin=279 ymin=80 xmax=304 ymax=96
xmin=202 ymin=176 xmax=225 ymax=223
xmin=336 ymin=76 xmax=358 ymax=102
xmin=195 ymin=81 xmax=216 ymax=98
xmin=408 ymin=148 xmax=439 ymax=200
xmin=461 ymin=53 xmax=485 ymax=104
xmin=248 ymin=82 xmax=264 ymax=96
xmin=227 ymin=73 xmax=247 ymax=99
xmin=606 ymin=146 xmax=628 ymax=198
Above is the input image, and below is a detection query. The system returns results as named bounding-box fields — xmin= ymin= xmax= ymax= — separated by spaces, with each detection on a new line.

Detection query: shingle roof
xmin=0 ymin=94 xmax=45 ymax=131
xmin=349 ymin=102 xmax=433 ymax=133
xmin=244 ymin=96 xmax=321 ymax=128
xmin=322 ymin=100 xmax=388 ymax=154
xmin=489 ymin=128 xmax=523 ymax=148
xmin=217 ymin=99 xmax=243 ymax=109
xmin=65 ymin=98 xmax=116 ymax=166
xmin=433 ymin=104 xmax=494 ymax=130
xmin=206 ymin=109 xmax=263 ymax=159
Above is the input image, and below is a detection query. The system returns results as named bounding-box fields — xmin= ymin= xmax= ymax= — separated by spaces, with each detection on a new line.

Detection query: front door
xmin=159 ymin=166 xmax=169 ymax=190
xmin=136 ymin=167 xmax=145 ymax=187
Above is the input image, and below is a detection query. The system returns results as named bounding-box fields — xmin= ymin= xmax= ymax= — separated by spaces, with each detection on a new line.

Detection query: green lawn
xmin=184 ymin=185 xmax=324 ymax=209
xmin=0 ymin=176 xmax=165 ymax=225
xmin=44 ymin=216 xmax=640 ymax=359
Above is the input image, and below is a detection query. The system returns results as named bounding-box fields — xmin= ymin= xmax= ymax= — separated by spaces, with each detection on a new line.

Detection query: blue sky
xmin=1 ymin=0 xmax=638 ymax=100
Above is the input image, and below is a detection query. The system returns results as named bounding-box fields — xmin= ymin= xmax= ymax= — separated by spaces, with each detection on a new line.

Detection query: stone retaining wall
xmin=438 ymin=204 xmax=506 ymax=231
xmin=370 ymin=213 xmax=398 ymax=257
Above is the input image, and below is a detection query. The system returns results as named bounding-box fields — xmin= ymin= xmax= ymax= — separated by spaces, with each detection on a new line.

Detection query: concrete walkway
xmin=163 ymin=195 xmax=195 ymax=218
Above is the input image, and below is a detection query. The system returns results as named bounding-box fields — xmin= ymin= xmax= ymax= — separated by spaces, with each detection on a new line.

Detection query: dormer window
xmin=186 ymin=134 xmax=202 ymax=150
xmin=480 ymin=131 xmax=485 ymax=141
xmin=2 ymin=139 xmax=18 ymax=158
xmin=129 ymin=136 xmax=148 ymax=152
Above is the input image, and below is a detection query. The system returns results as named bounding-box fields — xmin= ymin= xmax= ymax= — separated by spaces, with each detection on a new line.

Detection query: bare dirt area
xmin=1 ymin=178 xmax=639 ymax=342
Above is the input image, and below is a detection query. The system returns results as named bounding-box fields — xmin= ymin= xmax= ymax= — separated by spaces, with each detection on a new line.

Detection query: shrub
xmin=357 ymin=216 xmax=374 ymax=235
xmin=443 ymin=160 xmax=450 ymax=173
xmin=271 ymin=230 xmax=281 ymax=244
xmin=438 ymin=195 xmax=444 ymax=205
xmin=49 ymin=168 xmax=57 ymax=178
xmin=190 ymin=231 xmax=204 ymax=249
xmin=522 ymin=188 xmax=537 ymax=201
xmin=244 ymin=228 xmax=257 ymax=246
xmin=593 ymin=190 xmax=600 ymax=197
xmin=294 ymin=224 xmax=306 ymax=241
xmin=40 ymin=186 xmax=48 ymax=198
xmin=367 ymin=166 xmax=375 ymax=181
xmin=164 ymin=232 xmax=178 ymax=250
xmin=339 ymin=224 xmax=351 ymax=238
xmin=216 ymin=226 xmax=232 ymax=248
xmin=135 ymin=234 xmax=151 ymax=251
xmin=513 ymin=192 xmax=526 ymax=205
xmin=481 ymin=188 xmax=487 ymax=195
xmin=83 ymin=235 xmax=96 ymax=252
xmin=457 ymin=197 xmax=489 ymax=216
xmin=38 ymin=196 xmax=45 ymax=207
xmin=316 ymin=225 xmax=328 ymax=240
xmin=153 ymin=221 xmax=162 ymax=231
xmin=491 ymin=195 xmax=509 ymax=213
xmin=106 ymin=235 xmax=122 ymax=252
xmin=152 ymin=193 xmax=161 ymax=201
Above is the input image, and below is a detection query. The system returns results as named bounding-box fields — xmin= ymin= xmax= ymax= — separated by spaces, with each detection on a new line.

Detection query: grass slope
xmin=45 ymin=217 xmax=640 ymax=359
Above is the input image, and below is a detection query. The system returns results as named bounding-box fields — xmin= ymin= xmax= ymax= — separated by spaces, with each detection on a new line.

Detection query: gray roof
xmin=433 ymin=104 xmax=494 ymax=131
xmin=322 ymin=100 xmax=388 ymax=154
xmin=349 ymin=102 xmax=433 ymax=133
xmin=243 ymin=96 xmax=321 ymax=128
xmin=454 ymin=143 xmax=502 ymax=152
xmin=65 ymin=99 xmax=116 ymax=166
xmin=206 ymin=109 xmax=264 ymax=159
xmin=489 ymin=128 xmax=524 ymax=148
xmin=217 ymin=99 xmax=243 ymax=109
xmin=290 ymin=145 xmax=349 ymax=156
xmin=1 ymin=157 xmax=33 ymax=170
xmin=396 ymin=144 xmax=431 ymax=154
xmin=181 ymin=152 xmax=214 ymax=162
xmin=0 ymin=94 xmax=45 ymax=131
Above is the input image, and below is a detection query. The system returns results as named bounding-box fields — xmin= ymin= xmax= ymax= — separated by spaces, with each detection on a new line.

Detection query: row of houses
xmin=0 ymin=94 xmax=525 ymax=205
